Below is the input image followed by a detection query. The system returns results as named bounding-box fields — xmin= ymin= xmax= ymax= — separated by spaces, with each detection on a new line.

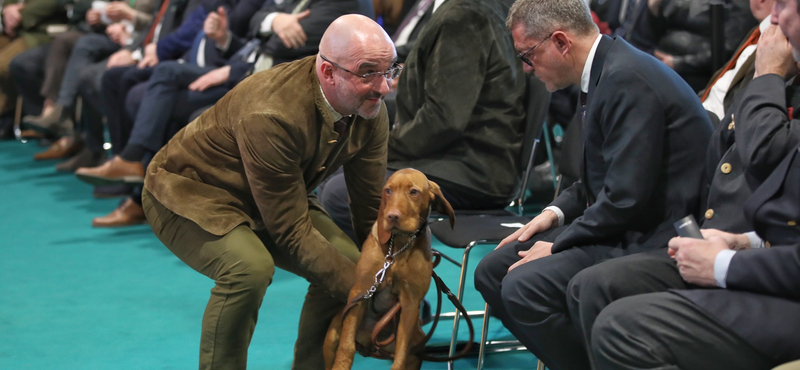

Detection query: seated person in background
xmin=142 ymin=15 xmax=394 ymax=369
xmin=318 ymin=0 xmax=528 ymax=242
xmin=591 ymin=142 xmax=800 ymax=369
xmin=473 ymin=0 xmax=714 ymax=369
xmin=12 ymin=0 xmax=156 ymax=165
xmin=73 ymin=0 xmax=370 ymax=227
xmin=700 ymin=0 xmax=775 ymax=122
xmin=566 ymin=9 xmax=800 ymax=370
xmin=0 ymin=0 xmax=67 ymax=129
xmin=646 ymin=0 xmax=757 ymax=91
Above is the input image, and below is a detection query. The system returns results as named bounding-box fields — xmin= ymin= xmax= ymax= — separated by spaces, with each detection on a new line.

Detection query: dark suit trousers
xmin=77 ymin=61 xmax=110 ymax=154
xmin=57 ymin=33 xmax=119 ymax=107
xmin=8 ymin=44 xmax=47 ymax=116
xmin=473 ymin=230 xmax=616 ymax=370
xmin=127 ymin=61 xmax=229 ymax=154
xmin=102 ymin=65 xmax=154 ymax=154
xmin=592 ymin=292 xmax=772 ymax=369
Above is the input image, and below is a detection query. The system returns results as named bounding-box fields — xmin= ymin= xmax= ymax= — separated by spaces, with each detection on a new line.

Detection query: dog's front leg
xmin=331 ymin=301 xmax=367 ymax=370
xmin=391 ymin=289 xmax=424 ymax=370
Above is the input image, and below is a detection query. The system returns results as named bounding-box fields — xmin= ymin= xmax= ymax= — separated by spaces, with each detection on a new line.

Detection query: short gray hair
xmin=507 ymin=0 xmax=598 ymax=40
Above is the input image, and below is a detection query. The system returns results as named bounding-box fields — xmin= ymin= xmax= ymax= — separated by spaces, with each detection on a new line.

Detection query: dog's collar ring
xmin=363 ymin=234 xmax=416 ymax=299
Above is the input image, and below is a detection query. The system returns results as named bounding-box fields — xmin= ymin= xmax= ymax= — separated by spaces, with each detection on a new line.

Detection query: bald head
xmin=316 ymin=14 xmax=396 ymax=119
xmin=318 ymin=14 xmax=394 ymax=67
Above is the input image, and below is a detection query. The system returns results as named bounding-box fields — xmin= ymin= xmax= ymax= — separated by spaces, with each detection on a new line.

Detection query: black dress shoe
xmin=56 ymin=147 xmax=106 ymax=172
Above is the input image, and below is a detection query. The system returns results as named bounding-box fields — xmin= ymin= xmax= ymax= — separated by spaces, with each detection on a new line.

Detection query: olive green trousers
xmin=143 ymin=188 xmax=360 ymax=370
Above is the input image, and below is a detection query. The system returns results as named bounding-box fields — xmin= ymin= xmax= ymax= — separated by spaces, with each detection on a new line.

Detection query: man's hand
xmin=138 ymin=43 xmax=158 ymax=69
xmin=106 ymin=23 xmax=130 ymax=45
xmin=668 ymin=236 xmax=729 ymax=287
xmin=508 ymin=241 xmax=553 ymax=272
xmin=188 ymin=65 xmax=231 ymax=91
xmin=654 ymin=50 xmax=675 ymax=69
xmin=105 ymin=1 xmax=136 ymax=22
xmin=107 ymin=49 xmax=136 ymax=68
xmin=496 ymin=210 xmax=558 ymax=250
xmin=86 ymin=8 xmax=102 ymax=25
xmin=754 ymin=24 xmax=798 ymax=78
xmin=272 ymin=10 xmax=310 ymax=49
xmin=700 ymin=229 xmax=751 ymax=250
xmin=3 ymin=3 xmax=24 ymax=36
xmin=204 ymin=6 xmax=229 ymax=45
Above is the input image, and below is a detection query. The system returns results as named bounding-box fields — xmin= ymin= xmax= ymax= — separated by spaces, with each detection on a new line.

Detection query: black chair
xmin=428 ymin=74 xmax=551 ymax=370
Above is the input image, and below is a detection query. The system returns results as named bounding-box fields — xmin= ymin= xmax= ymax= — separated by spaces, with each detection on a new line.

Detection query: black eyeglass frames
xmin=320 ymin=54 xmax=402 ymax=83
xmin=518 ymin=32 xmax=554 ymax=67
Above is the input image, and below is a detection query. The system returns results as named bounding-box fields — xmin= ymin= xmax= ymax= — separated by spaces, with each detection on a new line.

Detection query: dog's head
xmin=376 ymin=169 xmax=455 ymax=245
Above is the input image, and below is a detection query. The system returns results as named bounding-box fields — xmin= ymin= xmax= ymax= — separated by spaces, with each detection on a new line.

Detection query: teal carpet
xmin=0 ymin=140 xmax=538 ymax=369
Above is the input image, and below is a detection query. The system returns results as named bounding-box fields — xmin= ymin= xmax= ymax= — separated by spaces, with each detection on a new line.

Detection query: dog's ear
xmin=428 ymin=180 xmax=455 ymax=229
xmin=377 ymin=190 xmax=392 ymax=245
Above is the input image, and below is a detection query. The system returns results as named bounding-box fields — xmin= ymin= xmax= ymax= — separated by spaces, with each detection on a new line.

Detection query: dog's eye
xmin=409 ymin=189 xmax=419 ymax=196
xmin=385 ymin=188 xmax=391 ymax=195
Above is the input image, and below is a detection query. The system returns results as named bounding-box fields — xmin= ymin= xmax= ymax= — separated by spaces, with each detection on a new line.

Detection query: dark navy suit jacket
xmin=549 ymin=36 xmax=713 ymax=254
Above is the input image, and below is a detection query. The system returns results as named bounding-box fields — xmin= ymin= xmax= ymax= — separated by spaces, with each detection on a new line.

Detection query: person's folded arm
xmin=726 ymin=244 xmax=800 ymax=300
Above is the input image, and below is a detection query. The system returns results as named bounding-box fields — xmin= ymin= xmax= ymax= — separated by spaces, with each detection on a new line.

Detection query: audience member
xmin=11 ymin=0 xmax=156 ymax=164
xmin=318 ymin=0 xmax=528 ymax=242
xmin=142 ymin=15 xmax=394 ymax=369
xmin=648 ymin=0 xmax=757 ymax=91
xmin=701 ymin=0 xmax=774 ymax=122
xmin=566 ymin=6 xmax=800 ymax=370
xmin=473 ymin=0 xmax=714 ymax=369
xmin=0 ymin=0 xmax=67 ymax=127
xmin=591 ymin=141 xmax=800 ymax=369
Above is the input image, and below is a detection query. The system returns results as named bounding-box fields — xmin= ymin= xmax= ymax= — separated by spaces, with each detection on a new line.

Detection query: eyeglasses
xmin=320 ymin=54 xmax=402 ymax=83
xmin=518 ymin=32 xmax=554 ymax=67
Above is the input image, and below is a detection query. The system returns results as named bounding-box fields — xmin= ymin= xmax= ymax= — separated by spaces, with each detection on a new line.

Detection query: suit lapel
xmin=581 ymin=36 xmax=614 ymax=205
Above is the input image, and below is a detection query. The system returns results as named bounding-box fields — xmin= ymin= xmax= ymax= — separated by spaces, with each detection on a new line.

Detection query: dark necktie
xmin=392 ymin=0 xmax=435 ymax=42
xmin=334 ymin=117 xmax=349 ymax=142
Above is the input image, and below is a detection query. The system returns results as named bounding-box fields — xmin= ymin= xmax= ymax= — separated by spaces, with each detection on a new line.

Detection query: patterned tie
xmin=700 ymin=27 xmax=762 ymax=102
xmin=392 ymin=0 xmax=435 ymax=45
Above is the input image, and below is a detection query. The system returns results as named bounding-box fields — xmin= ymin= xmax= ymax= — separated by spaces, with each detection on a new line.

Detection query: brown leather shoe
xmin=33 ymin=136 xmax=83 ymax=160
xmin=92 ymin=198 xmax=146 ymax=227
xmin=75 ymin=155 xmax=144 ymax=186
xmin=20 ymin=129 xmax=46 ymax=140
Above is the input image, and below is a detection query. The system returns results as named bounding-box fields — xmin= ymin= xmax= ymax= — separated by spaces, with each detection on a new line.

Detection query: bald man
xmin=141 ymin=15 xmax=397 ymax=370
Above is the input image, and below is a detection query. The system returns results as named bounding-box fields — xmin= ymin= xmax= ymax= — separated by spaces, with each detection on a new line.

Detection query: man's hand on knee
xmin=496 ymin=210 xmax=558 ymax=250
xmin=507 ymin=241 xmax=553 ymax=272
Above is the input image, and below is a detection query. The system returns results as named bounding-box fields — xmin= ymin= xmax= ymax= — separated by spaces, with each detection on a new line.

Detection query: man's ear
xmin=551 ymin=31 xmax=571 ymax=56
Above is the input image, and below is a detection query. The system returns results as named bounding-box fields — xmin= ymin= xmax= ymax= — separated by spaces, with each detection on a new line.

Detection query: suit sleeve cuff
xmin=259 ymin=12 xmax=279 ymax=36
xmin=543 ymin=206 xmax=564 ymax=227
xmin=714 ymin=249 xmax=736 ymax=288
xmin=744 ymin=231 xmax=766 ymax=249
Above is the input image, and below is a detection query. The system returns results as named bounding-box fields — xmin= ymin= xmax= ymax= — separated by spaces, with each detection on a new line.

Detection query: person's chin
xmin=358 ymin=102 xmax=383 ymax=119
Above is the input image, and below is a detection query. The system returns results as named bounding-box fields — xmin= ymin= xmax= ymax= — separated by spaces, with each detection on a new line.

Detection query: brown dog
xmin=323 ymin=169 xmax=455 ymax=370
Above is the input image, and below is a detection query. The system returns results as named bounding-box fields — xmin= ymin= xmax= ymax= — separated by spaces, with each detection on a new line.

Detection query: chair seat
xmin=430 ymin=214 xmax=532 ymax=248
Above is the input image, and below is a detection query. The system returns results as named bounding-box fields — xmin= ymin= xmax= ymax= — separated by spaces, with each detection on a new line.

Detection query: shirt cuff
xmin=259 ymin=12 xmax=279 ymax=36
xmin=744 ymin=231 xmax=766 ymax=249
xmin=131 ymin=48 xmax=143 ymax=61
xmin=216 ymin=31 xmax=232 ymax=52
xmin=543 ymin=206 xmax=564 ymax=227
xmin=713 ymin=249 xmax=736 ymax=288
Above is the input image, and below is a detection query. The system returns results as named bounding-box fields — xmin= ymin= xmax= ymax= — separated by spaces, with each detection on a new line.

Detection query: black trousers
xmin=592 ymin=292 xmax=772 ymax=370
xmin=473 ymin=228 xmax=618 ymax=370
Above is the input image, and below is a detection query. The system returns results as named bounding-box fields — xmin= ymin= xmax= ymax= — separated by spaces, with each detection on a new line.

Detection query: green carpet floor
xmin=0 ymin=139 xmax=538 ymax=369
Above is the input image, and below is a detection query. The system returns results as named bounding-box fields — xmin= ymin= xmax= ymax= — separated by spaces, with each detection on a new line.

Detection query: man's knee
xmin=499 ymin=263 xmax=559 ymax=322
xmin=591 ymin=295 xmax=662 ymax=366
xmin=474 ymin=248 xmax=508 ymax=295
xmin=219 ymin=254 xmax=275 ymax=297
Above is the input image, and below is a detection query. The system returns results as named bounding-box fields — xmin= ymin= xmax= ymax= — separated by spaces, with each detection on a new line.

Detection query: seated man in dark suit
xmin=567 ymin=14 xmax=800 ymax=369
xmin=318 ymin=0 xmax=528 ymax=242
xmin=473 ymin=0 xmax=714 ymax=369
xmin=591 ymin=142 xmax=800 ymax=369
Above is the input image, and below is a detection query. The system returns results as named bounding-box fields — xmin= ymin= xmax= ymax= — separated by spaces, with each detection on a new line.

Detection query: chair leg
xmin=14 ymin=96 xmax=24 ymax=142
xmin=476 ymin=302 xmax=491 ymax=370
xmin=447 ymin=241 xmax=476 ymax=370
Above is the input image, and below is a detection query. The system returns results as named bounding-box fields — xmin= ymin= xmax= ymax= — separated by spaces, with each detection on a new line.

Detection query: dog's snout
xmin=386 ymin=210 xmax=401 ymax=224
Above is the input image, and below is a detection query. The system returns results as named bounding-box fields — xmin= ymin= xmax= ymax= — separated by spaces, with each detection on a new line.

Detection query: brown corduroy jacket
xmin=145 ymin=55 xmax=388 ymax=252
